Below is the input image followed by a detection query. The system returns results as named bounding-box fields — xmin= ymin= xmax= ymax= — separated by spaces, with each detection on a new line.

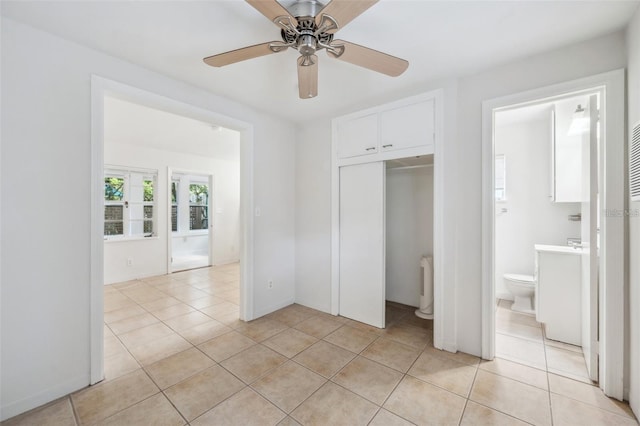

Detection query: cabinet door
xmin=380 ymin=99 xmax=434 ymax=152
xmin=339 ymin=162 xmax=385 ymax=328
xmin=336 ymin=113 xmax=378 ymax=159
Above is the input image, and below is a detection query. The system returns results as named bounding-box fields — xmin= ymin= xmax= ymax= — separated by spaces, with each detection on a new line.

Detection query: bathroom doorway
xmin=492 ymin=92 xmax=598 ymax=384
xmin=481 ymin=70 xmax=625 ymax=399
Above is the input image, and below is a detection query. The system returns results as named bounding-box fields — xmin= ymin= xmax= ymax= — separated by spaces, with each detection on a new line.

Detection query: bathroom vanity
xmin=535 ymin=244 xmax=582 ymax=346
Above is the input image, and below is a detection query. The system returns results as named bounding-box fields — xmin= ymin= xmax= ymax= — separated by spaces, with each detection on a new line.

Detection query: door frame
xmin=166 ymin=169 xmax=215 ymax=272
xmin=481 ymin=69 xmax=625 ymax=399
xmin=90 ymin=75 xmax=255 ymax=384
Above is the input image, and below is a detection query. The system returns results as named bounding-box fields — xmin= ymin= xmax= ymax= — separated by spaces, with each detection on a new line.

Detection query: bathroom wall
xmin=386 ymin=165 xmax=434 ymax=306
xmin=494 ymin=112 xmax=582 ymax=299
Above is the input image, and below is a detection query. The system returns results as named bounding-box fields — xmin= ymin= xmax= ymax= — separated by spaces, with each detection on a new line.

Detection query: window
xmin=104 ymin=167 xmax=157 ymax=239
xmin=171 ymin=180 xmax=179 ymax=232
xmin=189 ymin=183 xmax=209 ymax=231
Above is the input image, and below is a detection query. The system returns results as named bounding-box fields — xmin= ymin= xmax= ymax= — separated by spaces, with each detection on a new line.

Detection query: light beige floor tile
xmin=398 ymin=314 xmax=433 ymax=331
xmin=294 ymin=315 xmax=343 ymax=339
xmin=118 ymin=322 xmax=174 ymax=348
xmin=220 ymin=344 xmax=287 ymax=383
xmin=197 ymin=331 xmax=256 ymax=362
xmin=291 ymin=382 xmax=378 ymax=426
xmin=97 ymin=393 xmax=185 ymax=426
xmin=178 ymin=320 xmax=231 ymax=345
xmin=421 ymin=346 xmax=481 ymax=367
xmin=266 ymin=306 xmax=313 ymax=327
xmin=460 ymin=401 xmax=528 ymax=425
xmin=383 ymin=375 xmax=466 ymax=425
xmin=236 ymin=318 xmax=289 ymax=342
xmin=150 ymin=303 xmax=195 ymax=321
xmin=340 ymin=318 xmax=386 ymax=335
xmin=141 ymin=296 xmax=182 ymax=312
xmin=145 ymin=347 xmax=215 ymax=389
xmin=408 ymin=351 xmax=477 ymax=397
xmin=332 ymin=356 xmax=403 ymax=405
xmin=104 ymin=335 xmax=126 ymax=358
xmin=496 ymin=308 xmax=539 ymax=328
xmin=383 ymin=324 xmax=431 ymax=349
xmin=2 ymin=397 xmax=76 ymax=426
xmin=121 ymin=286 xmax=167 ymax=304
xmin=72 ymin=369 xmax=159 ymax=425
xmin=103 ymin=293 xmax=136 ymax=313
xmin=164 ymin=365 xmax=244 ymax=421
xmin=551 ymin=393 xmax=638 ymax=426
xmin=323 ymin=325 xmax=378 ymax=353
xmin=187 ymin=295 xmax=225 ymax=310
xmin=104 ymin=350 xmax=140 ymax=381
xmin=361 ymin=337 xmax=421 ymax=373
xmin=495 ymin=333 xmax=546 ymax=370
xmin=469 ymin=370 xmax=551 ymax=425
xmin=191 ymin=387 xmax=285 ymax=426
xmin=252 ymin=361 xmax=326 ymax=413
xmin=128 ymin=333 xmax=192 ymax=366
xmin=104 ymin=305 xmax=146 ymax=324
xmin=200 ymin=302 xmax=240 ymax=320
xmin=369 ymin=409 xmax=414 ymax=426
xmin=277 ymin=416 xmax=302 ymax=426
xmin=544 ymin=337 xmax=583 ymax=353
xmin=545 ymin=346 xmax=590 ymax=382
xmin=496 ymin=318 xmax=543 ymax=342
xmin=109 ymin=313 xmax=160 ymax=335
xmin=171 ymin=288 xmax=212 ymax=303
xmin=548 ymin=373 xmax=636 ymax=419
xmin=293 ymin=341 xmax=356 ymax=378
xmin=213 ymin=312 xmax=244 ymax=328
xmin=163 ymin=311 xmax=213 ymax=331
xmin=480 ymin=357 xmax=548 ymax=390
xmin=262 ymin=328 xmax=318 ymax=358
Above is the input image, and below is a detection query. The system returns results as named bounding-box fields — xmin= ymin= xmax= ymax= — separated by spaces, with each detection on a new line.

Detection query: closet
xmin=332 ymin=91 xmax=441 ymax=328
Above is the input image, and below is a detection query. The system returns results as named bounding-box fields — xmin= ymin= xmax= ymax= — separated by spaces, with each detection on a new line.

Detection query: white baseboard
xmin=1 ymin=374 xmax=89 ymax=421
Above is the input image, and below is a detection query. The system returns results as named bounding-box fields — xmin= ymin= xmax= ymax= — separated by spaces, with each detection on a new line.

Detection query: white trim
xmin=331 ymin=89 xmax=446 ymax=338
xmin=481 ymin=69 xmax=626 ymax=399
xmin=91 ymin=76 xmax=255 ymax=383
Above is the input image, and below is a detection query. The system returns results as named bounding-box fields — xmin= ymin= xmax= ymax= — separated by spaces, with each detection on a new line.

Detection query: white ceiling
xmin=2 ymin=1 xmax=638 ymax=124
xmin=105 ymin=96 xmax=240 ymax=160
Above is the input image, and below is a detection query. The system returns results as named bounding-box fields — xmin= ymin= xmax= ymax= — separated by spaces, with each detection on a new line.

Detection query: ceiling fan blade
xmin=327 ymin=40 xmax=408 ymax=77
xmin=246 ymin=0 xmax=298 ymax=26
xmin=203 ymin=42 xmax=285 ymax=67
xmin=315 ymin=0 xmax=378 ymax=32
xmin=297 ymin=55 xmax=318 ymax=99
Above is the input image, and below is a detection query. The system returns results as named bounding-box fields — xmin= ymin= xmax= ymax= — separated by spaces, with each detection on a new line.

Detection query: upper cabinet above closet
xmin=334 ymin=92 xmax=439 ymax=165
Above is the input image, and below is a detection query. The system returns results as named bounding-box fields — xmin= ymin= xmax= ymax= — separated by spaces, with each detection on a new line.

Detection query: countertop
xmin=534 ymin=244 xmax=584 ymax=255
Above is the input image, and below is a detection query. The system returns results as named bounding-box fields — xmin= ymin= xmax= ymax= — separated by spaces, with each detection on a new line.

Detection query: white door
xmin=339 ymin=162 xmax=386 ymax=328
xmin=582 ymin=94 xmax=599 ymax=381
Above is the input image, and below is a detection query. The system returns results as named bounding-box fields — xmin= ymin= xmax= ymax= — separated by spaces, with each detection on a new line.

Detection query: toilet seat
xmin=503 ymin=273 xmax=535 ymax=284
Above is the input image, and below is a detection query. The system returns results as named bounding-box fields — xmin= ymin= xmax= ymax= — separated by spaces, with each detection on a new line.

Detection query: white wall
xmin=0 ymin=17 xmax=295 ymax=420
xmin=494 ymin=117 xmax=581 ymax=299
xmin=386 ymin=166 xmax=434 ymax=307
xmin=103 ymin=143 xmax=240 ymax=284
xmin=627 ymin=6 xmax=640 ymax=416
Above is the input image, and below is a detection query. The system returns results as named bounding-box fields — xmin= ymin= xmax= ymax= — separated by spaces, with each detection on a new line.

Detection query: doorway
xmin=492 ymin=91 xmax=599 ymax=384
xmin=481 ymin=70 xmax=625 ymax=399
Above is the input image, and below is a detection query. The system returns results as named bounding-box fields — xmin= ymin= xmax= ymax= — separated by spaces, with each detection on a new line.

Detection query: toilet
xmin=503 ymin=273 xmax=535 ymax=314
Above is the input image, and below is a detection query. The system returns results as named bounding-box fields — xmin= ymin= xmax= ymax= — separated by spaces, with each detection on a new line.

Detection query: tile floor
xmin=3 ymin=267 xmax=638 ymax=425
xmin=495 ymin=299 xmax=592 ymax=384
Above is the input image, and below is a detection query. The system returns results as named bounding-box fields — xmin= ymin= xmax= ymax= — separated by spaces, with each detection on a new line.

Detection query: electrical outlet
xmin=267 ymin=280 xmax=273 ymax=289
xmin=127 ymin=258 xmax=133 ymax=266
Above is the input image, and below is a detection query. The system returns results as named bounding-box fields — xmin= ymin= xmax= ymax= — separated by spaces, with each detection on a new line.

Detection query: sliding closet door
xmin=339 ymin=162 xmax=385 ymax=328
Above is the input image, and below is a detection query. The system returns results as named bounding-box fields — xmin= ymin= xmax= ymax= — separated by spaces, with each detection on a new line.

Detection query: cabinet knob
xmin=365 ymin=147 xmax=376 ymax=151
xmin=382 ymin=144 xmax=393 ymax=148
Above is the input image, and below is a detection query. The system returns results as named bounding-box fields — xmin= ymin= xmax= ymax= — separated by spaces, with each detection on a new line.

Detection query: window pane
xmin=104 ymin=177 xmax=124 ymax=201
xmin=171 ymin=205 xmax=178 ymax=232
xmin=189 ymin=184 xmax=208 ymax=205
xmin=190 ymin=206 xmax=208 ymax=230
xmin=105 ymin=205 xmax=123 ymax=221
xmin=144 ymin=220 xmax=153 ymax=235
xmin=104 ymin=222 xmax=123 ymax=236
xmin=143 ymin=179 xmax=154 ymax=202
xmin=171 ymin=181 xmax=178 ymax=204
xmin=143 ymin=205 xmax=153 ymax=219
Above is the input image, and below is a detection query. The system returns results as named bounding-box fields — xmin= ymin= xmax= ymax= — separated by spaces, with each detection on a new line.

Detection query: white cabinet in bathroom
xmin=535 ymin=245 xmax=582 ymax=346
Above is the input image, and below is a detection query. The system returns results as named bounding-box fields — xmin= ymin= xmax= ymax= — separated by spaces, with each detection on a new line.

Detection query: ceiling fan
xmin=203 ymin=0 xmax=409 ymax=99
